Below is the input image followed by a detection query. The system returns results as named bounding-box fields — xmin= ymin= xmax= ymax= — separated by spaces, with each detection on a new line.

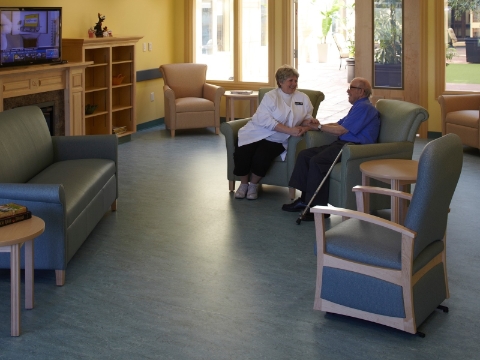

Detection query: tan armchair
xmin=438 ymin=94 xmax=480 ymax=149
xmin=448 ymin=28 xmax=465 ymax=47
xmin=332 ymin=33 xmax=350 ymax=70
xmin=160 ymin=63 xmax=225 ymax=137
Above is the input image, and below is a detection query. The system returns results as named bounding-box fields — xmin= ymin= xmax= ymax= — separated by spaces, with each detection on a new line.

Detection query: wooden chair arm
xmin=310 ymin=205 xmax=416 ymax=237
xmin=352 ymin=185 xmax=412 ymax=200
xmin=352 ymin=185 xmax=413 ymax=200
xmin=312 ymin=205 xmax=417 ymax=287
xmin=352 ymin=185 xmax=412 ymax=213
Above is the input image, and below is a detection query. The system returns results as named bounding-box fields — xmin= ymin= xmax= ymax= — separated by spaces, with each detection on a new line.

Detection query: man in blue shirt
xmin=282 ymin=77 xmax=380 ymax=220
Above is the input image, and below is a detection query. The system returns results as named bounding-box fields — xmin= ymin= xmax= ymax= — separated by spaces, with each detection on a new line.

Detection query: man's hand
xmin=301 ymin=118 xmax=321 ymax=131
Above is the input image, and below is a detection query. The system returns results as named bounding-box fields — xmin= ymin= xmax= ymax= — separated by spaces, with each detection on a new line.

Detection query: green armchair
xmin=311 ymin=133 xmax=463 ymax=335
xmin=220 ymin=88 xmax=325 ymax=199
xmin=304 ymin=99 xmax=429 ymax=211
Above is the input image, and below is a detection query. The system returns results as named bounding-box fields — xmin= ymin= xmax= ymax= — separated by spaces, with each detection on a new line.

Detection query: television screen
xmin=0 ymin=7 xmax=62 ymax=67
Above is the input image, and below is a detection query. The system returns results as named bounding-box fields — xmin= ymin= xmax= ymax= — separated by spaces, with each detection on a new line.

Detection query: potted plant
xmin=446 ymin=46 xmax=456 ymax=65
xmin=347 ymin=40 xmax=355 ymax=58
xmin=317 ymin=0 xmax=341 ymax=63
xmin=373 ymin=0 xmax=403 ymax=88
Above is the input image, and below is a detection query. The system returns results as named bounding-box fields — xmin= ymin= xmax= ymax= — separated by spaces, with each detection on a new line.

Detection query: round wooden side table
xmin=360 ymin=159 xmax=418 ymax=224
xmin=0 ymin=216 xmax=45 ymax=336
xmin=224 ymin=91 xmax=259 ymax=122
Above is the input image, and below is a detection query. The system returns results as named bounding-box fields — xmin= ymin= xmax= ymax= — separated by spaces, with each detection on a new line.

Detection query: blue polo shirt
xmin=338 ymin=97 xmax=380 ymax=144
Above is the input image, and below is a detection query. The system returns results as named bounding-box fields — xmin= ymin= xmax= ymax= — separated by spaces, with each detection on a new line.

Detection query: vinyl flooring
xmin=0 ymin=126 xmax=479 ymax=359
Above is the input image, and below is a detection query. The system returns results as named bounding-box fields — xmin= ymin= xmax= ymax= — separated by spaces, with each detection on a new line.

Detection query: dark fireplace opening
xmin=34 ymin=101 xmax=55 ymax=136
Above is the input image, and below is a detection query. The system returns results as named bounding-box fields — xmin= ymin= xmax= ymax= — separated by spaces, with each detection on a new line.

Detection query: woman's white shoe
xmin=246 ymin=183 xmax=258 ymax=200
xmin=235 ymin=183 xmax=249 ymax=199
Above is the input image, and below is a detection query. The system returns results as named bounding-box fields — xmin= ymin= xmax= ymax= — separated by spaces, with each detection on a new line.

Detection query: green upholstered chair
xmin=304 ymin=99 xmax=429 ymax=211
xmin=311 ymin=133 xmax=463 ymax=335
xmin=220 ymin=88 xmax=325 ymax=199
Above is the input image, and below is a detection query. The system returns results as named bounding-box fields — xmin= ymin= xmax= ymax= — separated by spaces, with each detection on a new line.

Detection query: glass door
xmin=445 ymin=1 xmax=480 ymax=92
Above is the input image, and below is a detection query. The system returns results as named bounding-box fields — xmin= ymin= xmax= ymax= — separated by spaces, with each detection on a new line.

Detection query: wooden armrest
xmin=352 ymin=185 xmax=413 ymax=201
xmin=310 ymin=205 xmax=416 ymax=237
xmin=352 ymin=185 xmax=412 ymax=214
xmin=312 ymin=205 xmax=417 ymax=288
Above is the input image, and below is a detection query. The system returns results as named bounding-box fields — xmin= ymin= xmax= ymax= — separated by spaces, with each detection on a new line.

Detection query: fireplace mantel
xmin=0 ymin=62 xmax=91 ymax=135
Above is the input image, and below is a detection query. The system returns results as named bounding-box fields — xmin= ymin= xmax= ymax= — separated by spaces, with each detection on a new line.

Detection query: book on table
xmin=230 ymin=90 xmax=253 ymax=95
xmin=0 ymin=211 xmax=32 ymax=228
xmin=0 ymin=203 xmax=28 ymax=219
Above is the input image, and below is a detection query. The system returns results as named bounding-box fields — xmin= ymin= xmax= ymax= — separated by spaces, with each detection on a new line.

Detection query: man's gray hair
xmin=356 ymin=78 xmax=373 ymax=98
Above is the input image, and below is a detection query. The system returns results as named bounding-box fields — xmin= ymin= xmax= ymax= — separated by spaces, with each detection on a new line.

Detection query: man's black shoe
xmin=282 ymin=198 xmax=308 ymax=212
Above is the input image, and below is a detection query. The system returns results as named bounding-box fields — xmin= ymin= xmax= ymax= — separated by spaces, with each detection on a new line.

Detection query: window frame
xmin=436 ymin=0 xmax=480 ymax=97
xmin=185 ymin=0 xmax=276 ymax=89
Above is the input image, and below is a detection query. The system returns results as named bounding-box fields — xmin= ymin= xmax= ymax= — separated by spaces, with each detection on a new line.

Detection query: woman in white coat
xmin=234 ymin=65 xmax=319 ymax=200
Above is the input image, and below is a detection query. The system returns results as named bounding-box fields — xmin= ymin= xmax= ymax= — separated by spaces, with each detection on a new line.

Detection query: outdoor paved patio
xmin=300 ymin=43 xmax=480 ymax=106
xmin=298 ymin=61 xmax=352 ymax=124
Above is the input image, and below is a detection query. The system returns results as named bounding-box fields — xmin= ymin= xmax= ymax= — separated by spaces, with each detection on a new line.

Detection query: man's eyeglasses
xmin=349 ymin=86 xmax=363 ymax=91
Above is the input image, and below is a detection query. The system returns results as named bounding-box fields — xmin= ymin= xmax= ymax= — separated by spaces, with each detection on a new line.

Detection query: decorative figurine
xmin=94 ymin=13 xmax=105 ymax=38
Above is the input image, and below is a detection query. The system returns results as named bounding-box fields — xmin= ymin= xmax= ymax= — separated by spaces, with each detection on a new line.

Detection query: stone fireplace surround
xmin=3 ymin=90 xmax=65 ymax=136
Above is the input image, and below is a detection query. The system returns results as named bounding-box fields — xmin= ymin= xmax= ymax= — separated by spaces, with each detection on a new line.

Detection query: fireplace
xmin=0 ymin=61 xmax=89 ymax=136
xmin=36 ymin=101 xmax=55 ymax=136
xmin=3 ymin=90 xmax=65 ymax=136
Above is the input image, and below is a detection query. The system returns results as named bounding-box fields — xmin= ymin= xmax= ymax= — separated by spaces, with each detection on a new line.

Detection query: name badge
xmin=295 ymin=102 xmax=303 ymax=105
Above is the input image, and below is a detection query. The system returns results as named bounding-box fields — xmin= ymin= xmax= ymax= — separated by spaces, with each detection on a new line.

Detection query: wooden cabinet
xmin=62 ymin=36 xmax=142 ymax=137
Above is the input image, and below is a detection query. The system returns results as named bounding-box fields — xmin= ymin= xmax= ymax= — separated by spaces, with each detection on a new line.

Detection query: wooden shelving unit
xmin=62 ymin=36 xmax=142 ymax=137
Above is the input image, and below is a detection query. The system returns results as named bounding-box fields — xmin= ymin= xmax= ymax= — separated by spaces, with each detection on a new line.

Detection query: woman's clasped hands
xmin=289 ymin=126 xmax=309 ymax=137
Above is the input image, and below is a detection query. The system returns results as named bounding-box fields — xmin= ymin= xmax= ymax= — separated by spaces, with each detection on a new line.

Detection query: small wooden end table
xmin=224 ymin=91 xmax=259 ymax=122
xmin=360 ymin=159 xmax=418 ymax=224
xmin=0 ymin=216 xmax=45 ymax=336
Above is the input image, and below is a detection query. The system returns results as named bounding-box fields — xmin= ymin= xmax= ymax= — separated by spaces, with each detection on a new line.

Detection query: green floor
xmin=1 ymin=127 xmax=480 ymax=359
xmin=445 ymin=63 xmax=480 ymax=84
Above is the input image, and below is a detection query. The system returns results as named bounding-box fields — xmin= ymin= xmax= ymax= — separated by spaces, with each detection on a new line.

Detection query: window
xmin=373 ymin=0 xmax=403 ymax=89
xmin=196 ymin=0 xmax=234 ymax=81
xmin=189 ymin=0 xmax=273 ymax=85
xmin=240 ymin=0 xmax=269 ymax=82
xmin=444 ymin=0 xmax=480 ymax=92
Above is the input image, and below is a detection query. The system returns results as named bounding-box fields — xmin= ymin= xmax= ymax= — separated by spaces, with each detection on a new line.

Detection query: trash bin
xmin=346 ymin=58 xmax=355 ymax=83
xmin=465 ymin=38 xmax=480 ymax=63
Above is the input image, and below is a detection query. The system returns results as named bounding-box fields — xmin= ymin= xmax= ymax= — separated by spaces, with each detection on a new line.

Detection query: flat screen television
xmin=0 ymin=7 xmax=62 ymax=68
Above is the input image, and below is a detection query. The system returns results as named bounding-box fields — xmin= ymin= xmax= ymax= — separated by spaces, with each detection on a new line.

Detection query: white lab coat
xmin=238 ymin=88 xmax=314 ymax=160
